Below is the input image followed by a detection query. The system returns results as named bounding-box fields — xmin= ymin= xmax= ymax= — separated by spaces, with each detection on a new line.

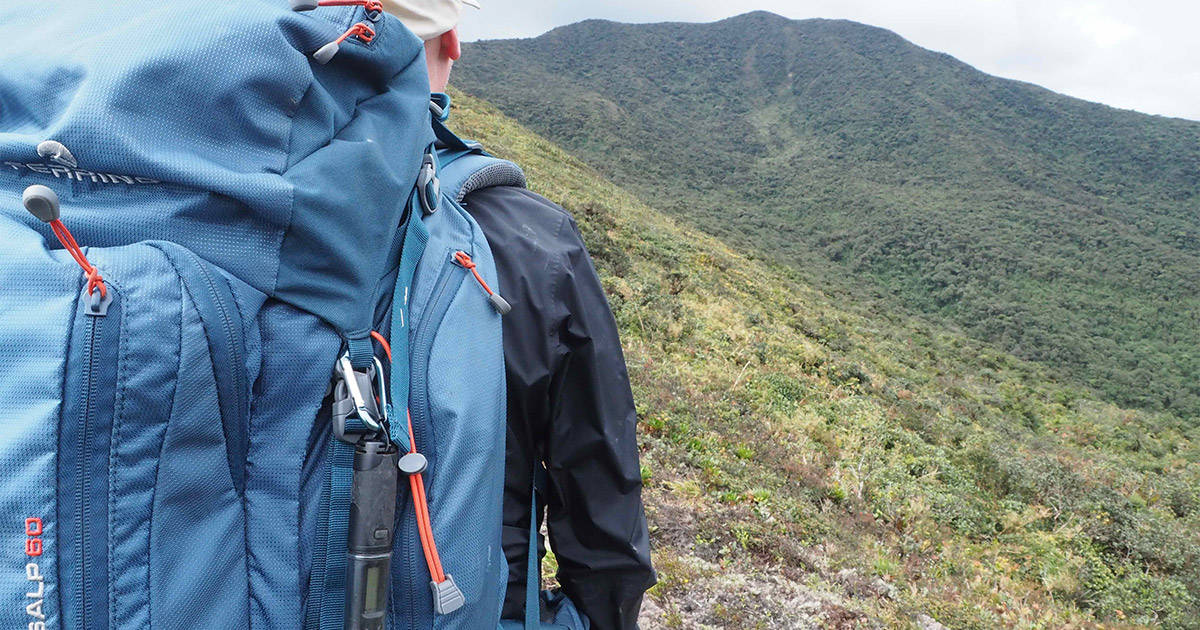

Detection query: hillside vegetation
xmin=455 ymin=12 xmax=1200 ymax=420
xmin=446 ymin=90 xmax=1199 ymax=629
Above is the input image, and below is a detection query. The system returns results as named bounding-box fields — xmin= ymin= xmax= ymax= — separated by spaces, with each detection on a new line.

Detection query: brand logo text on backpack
xmin=24 ymin=517 xmax=46 ymax=630
xmin=3 ymin=161 xmax=160 ymax=185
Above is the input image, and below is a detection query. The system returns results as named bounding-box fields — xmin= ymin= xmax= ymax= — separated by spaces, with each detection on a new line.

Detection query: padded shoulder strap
xmin=436 ymin=151 xmax=527 ymax=203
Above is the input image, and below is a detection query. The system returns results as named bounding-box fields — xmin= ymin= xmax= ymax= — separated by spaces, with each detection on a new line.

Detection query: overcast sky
xmin=459 ymin=0 xmax=1200 ymax=122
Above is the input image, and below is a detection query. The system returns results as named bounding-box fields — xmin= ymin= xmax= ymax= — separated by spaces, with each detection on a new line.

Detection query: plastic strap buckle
xmin=417 ymin=151 xmax=440 ymax=215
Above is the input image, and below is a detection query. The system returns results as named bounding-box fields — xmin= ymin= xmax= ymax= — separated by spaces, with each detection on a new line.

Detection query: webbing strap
xmin=345 ymin=334 xmax=375 ymax=370
xmin=315 ymin=439 xmax=355 ymax=629
xmin=387 ymin=188 xmax=430 ymax=450
xmin=311 ymin=187 xmax=428 ymax=629
xmin=436 ymin=146 xmax=480 ymax=170
xmin=524 ymin=466 xmax=545 ymax=629
xmin=430 ymin=95 xmax=484 ymax=159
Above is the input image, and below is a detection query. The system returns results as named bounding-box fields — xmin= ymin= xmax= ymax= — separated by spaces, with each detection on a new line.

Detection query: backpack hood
xmin=0 ymin=0 xmax=435 ymax=340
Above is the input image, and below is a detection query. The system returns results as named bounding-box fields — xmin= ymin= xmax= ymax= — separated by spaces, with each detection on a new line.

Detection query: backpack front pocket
xmin=40 ymin=237 xmax=262 ymax=629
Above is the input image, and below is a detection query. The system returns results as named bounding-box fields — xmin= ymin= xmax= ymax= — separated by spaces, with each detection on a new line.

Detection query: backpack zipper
xmin=407 ymin=254 xmax=459 ymax=473
xmin=29 ymin=190 xmax=250 ymax=626
xmin=28 ymin=189 xmax=119 ymax=630
xmin=402 ymin=254 xmax=459 ymax=628
xmin=65 ymin=245 xmax=250 ymax=628
xmin=73 ymin=289 xmax=119 ymax=630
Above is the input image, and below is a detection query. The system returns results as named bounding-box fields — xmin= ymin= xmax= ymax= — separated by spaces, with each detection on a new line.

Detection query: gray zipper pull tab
xmin=85 ymin=286 xmax=114 ymax=317
xmin=487 ymin=293 xmax=512 ymax=316
xmin=25 ymin=184 xmax=112 ymax=312
xmin=22 ymin=185 xmax=60 ymax=223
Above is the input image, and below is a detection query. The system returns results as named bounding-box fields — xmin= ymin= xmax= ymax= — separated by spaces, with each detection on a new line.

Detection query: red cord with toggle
xmin=335 ymin=22 xmax=375 ymax=46
xmin=314 ymin=0 xmax=383 ymax=10
xmin=50 ymin=220 xmax=106 ymax=297
xmin=406 ymin=409 xmax=447 ymax=583
xmin=453 ymin=251 xmax=495 ymax=296
xmin=371 ymin=331 xmax=449 ymax=585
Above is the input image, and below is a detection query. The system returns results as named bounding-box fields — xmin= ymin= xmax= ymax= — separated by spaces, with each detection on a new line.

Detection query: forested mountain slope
xmin=445 ymin=90 xmax=1199 ymax=629
xmin=455 ymin=11 xmax=1200 ymax=419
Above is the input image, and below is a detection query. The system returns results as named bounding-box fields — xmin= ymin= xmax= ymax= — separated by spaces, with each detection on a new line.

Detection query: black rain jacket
xmin=460 ymin=185 xmax=656 ymax=630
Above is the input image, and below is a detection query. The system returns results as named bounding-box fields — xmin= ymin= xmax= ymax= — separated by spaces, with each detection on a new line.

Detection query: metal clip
xmin=332 ymin=353 xmax=390 ymax=443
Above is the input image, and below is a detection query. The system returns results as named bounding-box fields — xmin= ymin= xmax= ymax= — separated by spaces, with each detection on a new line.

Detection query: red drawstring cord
xmin=454 ymin=251 xmax=512 ymax=315
xmin=371 ymin=331 xmax=448 ymax=584
xmin=369 ymin=331 xmax=391 ymax=358
xmin=453 ymin=251 xmax=495 ymax=296
xmin=334 ymin=22 xmax=375 ymax=46
xmin=314 ymin=0 xmax=383 ymax=10
xmin=407 ymin=409 xmax=447 ymax=583
xmin=49 ymin=219 xmax=106 ymax=297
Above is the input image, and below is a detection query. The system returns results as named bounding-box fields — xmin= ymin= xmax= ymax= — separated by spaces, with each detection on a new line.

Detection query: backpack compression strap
xmin=524 ymin=467 xmax=544 ymax=629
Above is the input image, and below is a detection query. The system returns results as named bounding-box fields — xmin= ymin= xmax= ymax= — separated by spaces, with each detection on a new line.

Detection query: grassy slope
xmin=454 ymin=13 xmax=1200 ymax=420
xmin=447 ymin=89 xmax=1200 ymax=629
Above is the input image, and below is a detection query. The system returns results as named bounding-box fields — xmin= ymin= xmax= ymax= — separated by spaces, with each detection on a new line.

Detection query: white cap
xmin=381 ymin=0 xmax=480 ymax=41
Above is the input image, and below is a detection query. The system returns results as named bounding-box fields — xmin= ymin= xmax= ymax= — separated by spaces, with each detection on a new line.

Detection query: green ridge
xmin=455 ymin=12 xmax=1200 ymax=419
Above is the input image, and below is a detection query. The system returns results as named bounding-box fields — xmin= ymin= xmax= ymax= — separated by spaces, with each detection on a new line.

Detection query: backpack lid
xmin=0 ymin=0 xmax=435 ymax=342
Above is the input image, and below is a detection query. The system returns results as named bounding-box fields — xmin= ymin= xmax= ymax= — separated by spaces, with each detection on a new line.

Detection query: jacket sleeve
xmin=541 ymin=216 xmax=656 ymax=630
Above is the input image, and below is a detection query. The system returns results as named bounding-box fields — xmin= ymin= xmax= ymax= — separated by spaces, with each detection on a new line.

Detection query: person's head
xmin=381 ymin=0 xmax=478 ymax=92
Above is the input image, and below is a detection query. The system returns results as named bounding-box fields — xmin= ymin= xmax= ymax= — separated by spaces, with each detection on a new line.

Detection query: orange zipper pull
xmin=312 ymin=22 xmax=375 ymax=64
xmin=453 ymin=251 xmax=511 ymax=315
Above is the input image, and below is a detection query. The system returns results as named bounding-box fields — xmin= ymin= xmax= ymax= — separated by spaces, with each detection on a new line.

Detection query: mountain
xmin=454 ymin=11 xmax=1200 ymax=420
xmin=444 ymin=90 xmax=1199 ymax=628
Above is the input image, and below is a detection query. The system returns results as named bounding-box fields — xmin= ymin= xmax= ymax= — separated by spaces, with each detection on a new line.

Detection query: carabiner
xmin=331 ymin=353 xmax=390 ymax=443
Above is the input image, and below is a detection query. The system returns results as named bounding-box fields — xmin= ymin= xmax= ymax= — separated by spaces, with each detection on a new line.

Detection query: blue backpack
xmin=0 ymin=1 xmax=516 ymax=628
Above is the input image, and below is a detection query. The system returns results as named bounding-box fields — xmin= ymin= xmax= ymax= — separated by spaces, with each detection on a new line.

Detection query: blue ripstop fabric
xmin=0 ymin=229 xmax=273 ymax=628
xmin=383 ymin=146 xmax=521 ymax=628
xmin=0 ymin=0 xmax=434 ymax=342
xmin=0 ymin=0 xmax=438 ymax=628
xmin=0 ymin=226 xmax=75 ymax=630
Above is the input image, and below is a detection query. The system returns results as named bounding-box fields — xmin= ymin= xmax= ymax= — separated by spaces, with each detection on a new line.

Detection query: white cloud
xmin=458 ymin=0 xmax=1200 ymax=121
xmin=1061 ymin=4 xmax=1137 ymax=48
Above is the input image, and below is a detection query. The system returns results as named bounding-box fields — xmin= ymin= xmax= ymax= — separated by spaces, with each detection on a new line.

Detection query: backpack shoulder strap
xmin=431 ymin=94 xmax=526 ymax=204
xmin=437 ymin=151 xmax=527 ymax=203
